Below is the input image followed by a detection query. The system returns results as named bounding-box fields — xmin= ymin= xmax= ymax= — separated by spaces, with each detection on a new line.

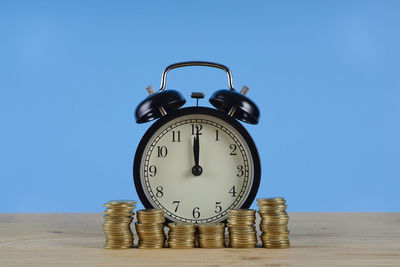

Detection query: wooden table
xmin=1 ymin=213 xmax=399 ymax=266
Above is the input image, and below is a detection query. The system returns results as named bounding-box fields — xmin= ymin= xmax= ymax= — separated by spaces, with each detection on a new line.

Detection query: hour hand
xmin=192 ymin=129 xmax=202 ymax=176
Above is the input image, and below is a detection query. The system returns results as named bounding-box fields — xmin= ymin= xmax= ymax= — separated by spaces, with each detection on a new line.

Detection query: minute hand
xmin=192 ymin=130 xmax=202 ymax=176
xmin=194 ymin=135 xmax=199 ymax=167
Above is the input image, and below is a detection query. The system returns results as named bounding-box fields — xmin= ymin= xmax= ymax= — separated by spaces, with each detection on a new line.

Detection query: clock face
xmin=134 ymin=107 xmax=260 ymax=223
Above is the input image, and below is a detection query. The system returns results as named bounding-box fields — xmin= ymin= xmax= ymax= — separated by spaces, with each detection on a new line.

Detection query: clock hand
xmin=192 ymin=127 xmax=202 ymax=176
xmin=194 ymin=135 xmax=199 ymax=167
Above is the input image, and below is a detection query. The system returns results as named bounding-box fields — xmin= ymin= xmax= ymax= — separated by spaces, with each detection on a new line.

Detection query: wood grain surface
xmin=0 ymin=213 xmax=399 ymax=266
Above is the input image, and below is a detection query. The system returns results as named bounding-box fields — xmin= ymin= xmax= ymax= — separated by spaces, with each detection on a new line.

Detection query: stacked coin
xmin=257 ymin=197 xmax=290 ymax=248
xmin=167 ymin=223 xmax=196 ymax=248
xmin=136 ymin=209 xmax=166 ymax=248
xmin=198 ymin=223 xmax=225 ymax=248
xmin=227 ymin=209 xmax=257 ymax=248
xmin=103 ymin=200 xmax=136 ymax=249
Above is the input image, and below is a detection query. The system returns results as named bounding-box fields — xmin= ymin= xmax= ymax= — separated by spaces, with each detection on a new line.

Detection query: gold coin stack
xmin=257 ymin=197 xmax=290 ymax=248
xmin=167 ymin=223 xmax=196 ymax=248
xmin=198 ymin=223 xmax=226 ymax=248
xmin=136 ymin=209 xmax=166 ymax=248
xmin=103 ymin=200 xmax=136 ymax=249
xmin=227 ymin=209 xmax=257 ymax=248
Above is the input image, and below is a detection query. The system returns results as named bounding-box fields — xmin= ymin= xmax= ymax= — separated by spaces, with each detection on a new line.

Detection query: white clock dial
xmin=139 ymin=113 xmax=254 ymax=223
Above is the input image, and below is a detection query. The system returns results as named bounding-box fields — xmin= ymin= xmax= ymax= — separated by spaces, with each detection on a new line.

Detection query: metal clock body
xmin=133 ymin=106 xmax=261 ymax=223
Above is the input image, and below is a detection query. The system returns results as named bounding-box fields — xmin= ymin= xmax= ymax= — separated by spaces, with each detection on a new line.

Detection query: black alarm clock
xmin=133 ymin=61 xmax=261 ymax=223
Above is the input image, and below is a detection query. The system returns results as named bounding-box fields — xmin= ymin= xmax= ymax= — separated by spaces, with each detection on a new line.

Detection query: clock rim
xmin=133 ymin=106 xmax=261 ymax=223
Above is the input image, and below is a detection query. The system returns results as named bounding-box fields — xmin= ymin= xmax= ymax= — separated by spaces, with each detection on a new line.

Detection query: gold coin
xmin=167 ymin=236 xmax=195 ymax=240
xmin=227 ymin=220 xmax=254 ymax=223
xmin=261 ymin=229 xmax=289 ymax=233
xmin=261 ymin=217 xmax=289 ymax=223
xmin=198 ymin=228 xmax=225 ymax=232
xmin=135 ymin=222 xmax=164 ymax=226
xmin=137 ymin=209 xmax=164 ymax=214
xmin=168 ymin=222 xmax=196 ymax=228
xmin=168 ymin=245 xmax=195 ymax=249
xmin=230 ymin=241 xmax=257 ymax=245
xmin=227 ymin=224 xmax=255 ymax=229
xmin=263 ymin=243 xmax=290 ymax=248
xmin=261 ymin=227 xmax=289 ymax=232
xmin=136 ymin=229 xmax=164 ymax=233
xmin=227 ymin=222 xmax=255 ymax=227
xmin=199 ymin=246 xmax=225 ymax=248
xmin=137 ymin=231 xmax=164 ymax=235
xmin=199 ymin=245 xmax=225 ymax=248
xmin=199 ymin=242 xmax=225 ymax=246
xmin=228 ymin=213 xmax=255 ymax=220
xmin=257 ymin=197 xmax=285 ymax=203
xmin=197 ymin=222 xmax=224 ymax=227
xmin=228 ymin=215 xmax=255 ymax=219
xmin=169 ymin=228 xmax=196 ymax=232
xmin=104 ymin=209 xmax=135 ymax=215
xmin=199 ymin=236 xmax=225 ymax=241
xmin=197 ymin=222 xmax=225 ymax=230
xmin=136 ymin=209 xmax=165 ymax=222
xmin=135 ymin=223 xmax=164 ymax=229
xmin=229 ymin=235 xmax=257 ymax=240
xmin=228 ymin=219 xmax=255 ymax=223
xmin=168 ymin=243 xmax=195 ymax=246
xmin=199 ymin=234 xmax=225 ymax=238
xmin=138 ymin=237 xmax=165 ymax=241
xmin=262 ymin=240 xmax=290 ymax=245
xmin=138 ymin=245 xmax=164 ymax=249
xmin=229 ymin=237 xmax=257 ymax=241
xmin=107 ymin=200 xmax=137 ymax=205
xmin=168 ymin=240 xmax=196 ymax=245
xmin=262 ymin=240 xmax=290 ymax=244
xmin=258 ymin=205 xmax=286 ymax=209
xmin=104 ymin=204 xmax=136 ymax=209
xmin=138 ymin=243 xmax=165 ymax=248
xmin=135 ymin=229 xmax=164 ymax=233
xmin=139 ymin=240 xmax=165 ymax=245
xmin=263 ymin=231 xmax=290 ymax=236
xmin=230 ymin=244 xmax=256 ymax=248
xmin=228 ymin=209 xmax=256 ymax=214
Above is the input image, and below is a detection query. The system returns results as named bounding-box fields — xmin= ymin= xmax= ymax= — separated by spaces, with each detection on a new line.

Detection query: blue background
xmin=1 ymin=1 xmax=399 ymax=212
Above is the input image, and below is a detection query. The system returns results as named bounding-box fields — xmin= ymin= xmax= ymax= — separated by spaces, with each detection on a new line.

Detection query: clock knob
xmin=209 ymin=86 xmax=260 ymax=124
xmin=135 ymin=86 xmax=186 ymax=123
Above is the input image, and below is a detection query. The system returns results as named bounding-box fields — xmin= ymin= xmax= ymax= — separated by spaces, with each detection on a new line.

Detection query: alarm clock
xmin=133 ymin=61 xmax=261 ymax=223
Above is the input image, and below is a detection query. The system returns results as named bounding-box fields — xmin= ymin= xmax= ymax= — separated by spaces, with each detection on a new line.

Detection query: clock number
xmin=237 ymin=165 xmax=244 ymax=177
xmin=215 ymin=130 xmax=219 ymax=141
xmin=229 ymin=185 xmax=237 ymax=197
xmin=172 ymin=131 xmax=181 ymax=142
xmin=149 ymin=165 xmax=157 ymax=177
xmin=215 ymin=201 xmax=222 ymax=213
xmin=156 ymin=186 xmax=164 ymax=198
xmin=191 ymin=124 xmax=202 ymax=135
xmin=229 ymin=144 xmax=237 ymax=155
xmin=157 ymin=146 xmax=168 ymax=157
xmin=172 ymin=200 xmax=180 ymax=212
xmin=192 ymin=207 xmax=200 ymax=219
